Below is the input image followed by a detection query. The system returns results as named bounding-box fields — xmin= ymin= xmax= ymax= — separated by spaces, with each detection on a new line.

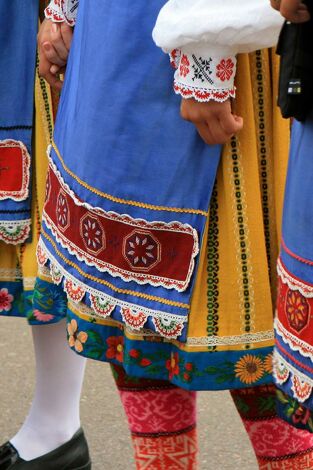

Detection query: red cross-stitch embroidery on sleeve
xmin=179 ymin=54 xmax=190 ymax=77
xmin=216 ymin=58 xmax=235 ymax=82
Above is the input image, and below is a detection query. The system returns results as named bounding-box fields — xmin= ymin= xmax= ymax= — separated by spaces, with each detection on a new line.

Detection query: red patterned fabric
xmin=231 ymin=385 xmax=313 ymax=468
xmin=43 ymin=165 xmax=198 ymax=291
xmin=0 ymin=140 xmax=30 ymax=201
xmin=258 ymin=448 xmax=313 ymax=469
xmin=132 ymin=428 xmax=198 ymax=470
xmin=244 ymin=418 xmax=313 ymax=457
xmin=119 ymin=388 xmax=196 ymax=434
xmin=111 ymin=364 xmax=198 ymax=469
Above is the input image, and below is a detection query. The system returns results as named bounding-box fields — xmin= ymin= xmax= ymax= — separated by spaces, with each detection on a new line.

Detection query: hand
xmin=270 ymin=0 xmax=310 ymax=23
xmin=38 ymin=19 xmax=73 ymax=90
xmin=180 ymin=98 xmax=243 ymax=146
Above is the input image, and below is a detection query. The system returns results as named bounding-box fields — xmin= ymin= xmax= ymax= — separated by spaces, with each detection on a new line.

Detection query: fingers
xmin=50 ymin=23 xmax=70 ymax=61
xmin=37 ymin=20 xmax=73 ymax=91
xmin=42 ymin=42 xmax=66 ymax=67
xmin=218 ymin=108 xmax=243 ymax=135
xmin=180 ymin=98 xmax=242 ymax=146
xmin=38 ymin=54 xmax=63 ymax=91
xmin=60 ymin=23 xmax=74 ymax=50
xmin=195 ymin=122 xmax=216 ymax=146
xmin=270 ymin=0 xmax=281 ymax=11
xmin=280 ymin=0 xmax=310 ymax=22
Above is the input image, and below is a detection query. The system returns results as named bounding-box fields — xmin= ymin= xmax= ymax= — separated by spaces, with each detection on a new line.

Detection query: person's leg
xmin=231 ymin=385 xmax=313 ymax=469
xmin=10 ymin=320 xmax=86 ymax=461
xmin=111 ymin=364 xmax=198 ymax=470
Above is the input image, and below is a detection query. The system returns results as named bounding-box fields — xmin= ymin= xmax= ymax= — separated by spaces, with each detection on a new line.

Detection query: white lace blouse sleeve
xmin=45 ymin=0 xmax=79 ymax=26
xmin=153 ymin=0 xmax=283 ymax=102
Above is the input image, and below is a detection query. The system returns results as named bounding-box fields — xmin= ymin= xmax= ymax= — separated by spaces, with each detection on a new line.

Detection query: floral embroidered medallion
xmin=273 ymin=357 xmax=290 ymax=385
xmin=285 ymin=288 xmax=310 ymax=333
xmin=50 ymin=263 xmax=63 ymax=285
xmin=64 ymin=279 xmax=85 ymax=302
xmin=56 ymin=189 xmax=70 ymax=231
xmin=152 ymin=317 xmax=184 ymax=339
xmin=37 ymin=243 xmax=48 ymax=267
xmin=179 ymin=54 xmax=190 ymax=77
xmin=291 ymin=376 xmax=312 ymax=403
xmin=123 ymin=230 xmax=161 ymax=272
xmin=80 ymin=214 xmax=105 ymax=255
xmin=90 ymin=294 xmax=115 ymax=317
xmin=0 ymin=220 xmax=30 ymax=244
xmin=0 ymin=288 xmax=14 ymax=312
xmin=0 ymin=140 xmax=31 ymax=201
xmin=121 ymin=307 xmax=148 ymax=330
xmin=216 ymin=58 xmax=235 ymax=82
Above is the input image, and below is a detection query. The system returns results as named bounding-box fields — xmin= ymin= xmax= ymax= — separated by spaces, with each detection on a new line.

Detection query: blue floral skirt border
xmin=30 ymin=277 xmax=273 ymax=391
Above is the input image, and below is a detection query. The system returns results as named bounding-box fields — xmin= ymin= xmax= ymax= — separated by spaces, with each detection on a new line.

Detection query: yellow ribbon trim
xmin=51 ymin=141 xmax=207 ymax=216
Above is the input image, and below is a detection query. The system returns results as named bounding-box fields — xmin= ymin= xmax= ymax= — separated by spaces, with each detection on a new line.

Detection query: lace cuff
xmin=172 ymin=52 xmax=237 ymax=103
xmin=45 ymin=0 xmax=79 ymax=26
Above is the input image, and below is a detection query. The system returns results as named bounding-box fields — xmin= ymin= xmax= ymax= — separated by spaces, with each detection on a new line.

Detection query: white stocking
xmin=10 ymin=319 xmax=86 ymax=461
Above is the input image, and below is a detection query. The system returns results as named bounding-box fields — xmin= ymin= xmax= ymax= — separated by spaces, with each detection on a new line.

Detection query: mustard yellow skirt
xmin=2 ymin=50 xmax=290 ymax=391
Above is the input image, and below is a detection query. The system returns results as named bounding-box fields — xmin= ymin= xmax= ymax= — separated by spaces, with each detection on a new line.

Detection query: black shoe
xmin=0 ymin=428 xmax=91 ymax=470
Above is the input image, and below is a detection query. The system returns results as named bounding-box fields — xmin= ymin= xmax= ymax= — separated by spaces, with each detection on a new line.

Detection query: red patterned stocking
xmin=111 ymin=365 xmax=198 ymax=470
xmin=230 ymin=385 xmax=313 ymax=469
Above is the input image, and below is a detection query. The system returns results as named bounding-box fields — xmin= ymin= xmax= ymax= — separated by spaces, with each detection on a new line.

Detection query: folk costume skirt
xmin=275 ymin=115 xmax=313 ymax=431
xmin=33 ymin=1 xmax=289 ymax=390
xmin=0 ymin=68 xmax=57 ymax=321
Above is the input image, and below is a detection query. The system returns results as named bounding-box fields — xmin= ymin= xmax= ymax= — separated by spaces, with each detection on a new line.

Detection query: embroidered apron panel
xmin=41 ymin=0 xmax=222 ymax=341
xmin=0 ymin=0 xmax=38 ymax=244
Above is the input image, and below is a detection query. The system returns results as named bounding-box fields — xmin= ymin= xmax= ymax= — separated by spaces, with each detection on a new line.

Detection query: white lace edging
xmin=277 ymin=257 xmax=313 ymax=298
xmin=0 ymin=219 xmax=31 ymax=245
xmin=37 ymin=239 xmax=186 ymax=340
xmin=187 ymin=329 xmax=274 ymax=347
xmin=275 ymin=318 xmax=313 ymax=361
xmin=273 ymin=350 xmax=313 ymax=403
xmin=24 ymin=277 xmax=37 ymax=290
xmin=174 ymin=81 xmax=236 ymax=103
xmin=0 ymin=268 xmax=23 ymax=280
xmin=45 ymin=149 xmax=199 ymax=292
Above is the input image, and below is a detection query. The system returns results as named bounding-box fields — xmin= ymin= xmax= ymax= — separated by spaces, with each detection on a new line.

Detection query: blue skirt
xmin=38 ymin=0 xmax=221 ymax=342
xmin=275 ymin=114 xmax=313 ymax=425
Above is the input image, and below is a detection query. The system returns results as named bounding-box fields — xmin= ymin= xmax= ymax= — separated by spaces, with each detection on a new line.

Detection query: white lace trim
xmin=0 ymin=268 xmax=23 ymax=280
xmin=174 ymin=53 xmax=236 ymax=103
xmin=24 ymin=277 xmax=37 ymax=290
xmin=275 ymin=317 xmax=313 ymax=362
xmin=45 ymin=149 xmax=199 ymax=292
xmin=187 ymin=329 xmax=274 ymax=347
xmin=277 ymin=258 xmax=313 ymax=298
xmin=273 ymin=350 xmax=313 ymax=403
xmin=68 ymin=300 xmax=166 ymax=339
xmin=45 ymin=0 xmax=79 ymax=26
xmin=37 ymin=238 xmax=186 ymax=339
xmin=0 ymin=219 xmax=31 ymax=245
